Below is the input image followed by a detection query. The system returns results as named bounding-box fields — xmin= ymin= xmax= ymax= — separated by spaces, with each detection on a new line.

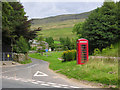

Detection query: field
xmin=31 ymin=19 xmax=84 ymax=30
xmin=29 ymin=52 xmax=118 ymax=87
xmin=31 ymin=17 xmax=85 ymax=41
xmin=39 ymin=27 xmax=76 ymax=41
xmin=30 ymin=11 xmax=90 ymax=30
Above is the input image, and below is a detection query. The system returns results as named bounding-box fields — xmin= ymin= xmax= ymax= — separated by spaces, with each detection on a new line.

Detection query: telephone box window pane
xmin=81 ymin=44 xmax=87 ymax=63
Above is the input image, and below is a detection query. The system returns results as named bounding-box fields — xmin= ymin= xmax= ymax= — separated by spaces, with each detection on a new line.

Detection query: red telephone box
xmin=77 ymin=39 xmax=88 ymax=65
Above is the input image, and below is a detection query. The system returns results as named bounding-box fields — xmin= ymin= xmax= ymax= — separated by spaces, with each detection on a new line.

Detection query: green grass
xmin=54 ymin=41 xmax=60 ymax=44
xmin=29 ymin=52 xmax=118 ymax=86
xmin=39 ymin=27 xmax=76 ymax=41
xmin=97 ymin=42 xmax=119 ymax=57
xmin=18 ymin=59 xmax=32 ymax=64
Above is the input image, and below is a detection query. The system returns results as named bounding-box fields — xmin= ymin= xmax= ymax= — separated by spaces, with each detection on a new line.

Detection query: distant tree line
xmin=73 ymin=1 xmax=120 ymax=54
xmin=59 ymin=37 xmax=76 ymax=50
xmin=2 ymin=1 xmax=39 ymax=52
xmin=45 ymin=37 xmax=55 ymax=51
xmin=45 ymin=37 xmax=76 ymax=51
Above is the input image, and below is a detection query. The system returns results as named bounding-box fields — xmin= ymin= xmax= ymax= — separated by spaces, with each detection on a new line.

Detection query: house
xmin=29 ymin=39 xmax=49 ymax=50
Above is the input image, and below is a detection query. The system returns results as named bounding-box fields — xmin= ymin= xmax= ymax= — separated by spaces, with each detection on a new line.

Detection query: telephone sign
xmin=77 ymin=39 xmax=88 ymax=65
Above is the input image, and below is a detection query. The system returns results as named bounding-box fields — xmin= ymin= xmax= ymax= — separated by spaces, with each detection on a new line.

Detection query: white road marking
xmin=15 ymin=78 xmax=21 ymax=81
xmin=63 ymin=87 xmax=69 ymax=88
xmin=26 ymin=64 xmax=39 ymax=69
xmin=32 ymin=81 xmax=39 ymax=84
xmin=58 ymin=84 xmax=68 ymax=87
xmin=41 ymin=83 xmax=50 ymax=86
xmin=2 ymin=76 xmax=80 ymax=88
xmin=27 ymin=79 xmax=33 ymax=82
xmin=34 ymin=71 xmax=48 ymax=77
xmin=70 ymin=86 xmax=80 ymax=88
xmin=9 ymin=77 xmax=14 ymax=79
xmin=36 ymin=81 xmax=45 ymax=84
xmin=47 ymin=82 xmax=56 ymax=85
xmin=52 ymin=85 xmax=61 ymax=88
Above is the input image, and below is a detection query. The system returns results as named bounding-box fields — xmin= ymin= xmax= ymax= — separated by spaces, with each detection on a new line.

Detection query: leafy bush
xmin=13 ymin=36 xmax=29 ymax=54
xmin=62 ymin=50 xmax=76 ymax=62
xmin=93 ymin=48 xmax=101 ymax=56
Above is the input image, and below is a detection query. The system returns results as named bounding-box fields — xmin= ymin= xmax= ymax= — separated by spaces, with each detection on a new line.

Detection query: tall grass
xmin=96 ymin=42 xmax=119 ymax=57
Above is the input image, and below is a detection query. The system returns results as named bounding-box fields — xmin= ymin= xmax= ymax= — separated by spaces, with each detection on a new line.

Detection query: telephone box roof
xmin=77 ymin=38 xmax=87 ymax=41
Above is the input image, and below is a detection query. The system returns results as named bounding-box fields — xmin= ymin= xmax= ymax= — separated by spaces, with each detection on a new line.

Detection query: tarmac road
xmin=1 ymin=58 xmax=95 ymax=89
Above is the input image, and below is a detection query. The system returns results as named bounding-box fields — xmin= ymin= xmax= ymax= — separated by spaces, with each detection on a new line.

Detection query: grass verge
xmin=29 ymin=52 xmax=118 ymax=87
xmin=18 ymin=59 xmax=32 ymax=64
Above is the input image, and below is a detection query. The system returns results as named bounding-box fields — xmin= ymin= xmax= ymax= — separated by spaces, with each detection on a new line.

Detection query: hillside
xmin=31 ymin=11 xmax=91 ymax=26
xmin=30 ymin=11 xmax=91 ymax=40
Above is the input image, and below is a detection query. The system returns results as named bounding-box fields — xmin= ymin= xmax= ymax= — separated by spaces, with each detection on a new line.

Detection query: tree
xmin=2 ymin=1 xmax=38 ymax=52
xmin=116 ymin=1 xmax=120 ymax=36
xmin=73 ymin=1 xmax=119 ymax=54
xmin=2 ymin=2 xmax=14 ymax=46
xmin=65 ymin=37 xmax=71 ymax=50
xmin=45 ymin=37 xmax=54 ymax=46
xmin=73 ymin=22 xmax=83 ymax=37
xmin=59 ymin=37 xmax=74 ymax=50
xmin=9 ymin=2 xmax=37 ymax=41
xmin=13 ymin=36 xmax=29 ymax=59
xmin=37 ymin=36 xmax=44 ymax=42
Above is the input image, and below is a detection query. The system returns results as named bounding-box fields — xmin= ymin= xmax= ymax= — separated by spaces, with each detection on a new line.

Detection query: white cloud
xmin=22 ymin=2 xmax=71 ymax=19
xmin=20 ymin=0 xmax=119 ymax=2
xmin=21 ymin=2 xmax=104 ymax=19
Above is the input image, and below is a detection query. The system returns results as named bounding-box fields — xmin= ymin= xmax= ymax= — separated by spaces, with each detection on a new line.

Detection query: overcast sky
xmin=21 ymin=2 xmax=103 ymax=19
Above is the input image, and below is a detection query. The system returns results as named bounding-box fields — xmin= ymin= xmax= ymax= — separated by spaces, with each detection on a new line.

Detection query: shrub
xmin=62 ymin=50 xmax=76 ymax=62
xmin=93 ymin=48 xmax=101 ymax=56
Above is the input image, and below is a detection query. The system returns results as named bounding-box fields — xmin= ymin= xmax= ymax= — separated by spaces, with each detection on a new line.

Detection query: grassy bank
xmin=18 ymin=59 xmax=32 ymax=64
xmin=29 ymin=52 xmax=118 ymax=86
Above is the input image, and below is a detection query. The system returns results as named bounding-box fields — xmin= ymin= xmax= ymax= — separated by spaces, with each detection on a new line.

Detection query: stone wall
xmin=13 ymin=53 xmax=25 ymax=62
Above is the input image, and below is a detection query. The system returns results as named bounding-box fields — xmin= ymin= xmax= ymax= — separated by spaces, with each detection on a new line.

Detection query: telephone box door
xmin=77 ymin=39 xmax=88 ymax=65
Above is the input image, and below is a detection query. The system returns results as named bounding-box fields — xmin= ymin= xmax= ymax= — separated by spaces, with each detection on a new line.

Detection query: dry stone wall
xmin=13 ymin=53 xmax=25 ymax=62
